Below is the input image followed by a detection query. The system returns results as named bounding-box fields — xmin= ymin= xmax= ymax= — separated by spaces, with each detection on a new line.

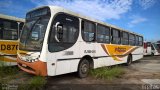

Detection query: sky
xmin=0 ymin=0 xmax=160 ymax=42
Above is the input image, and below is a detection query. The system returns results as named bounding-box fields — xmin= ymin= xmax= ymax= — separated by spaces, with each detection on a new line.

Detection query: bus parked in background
xmin=156 ymin=41 xmax=160 ymax=49
xmin=143 ymin=42 xmax=160 ymax=56
xmin=155 ymin=42 xmax=160 ymax=49
xmin=17 ymin=6 xmax=143 ymax=77
xmin=0 ymin=14 xmax=24 ymax=66
xmin=152 ymin=43 xmax=160 ymax=55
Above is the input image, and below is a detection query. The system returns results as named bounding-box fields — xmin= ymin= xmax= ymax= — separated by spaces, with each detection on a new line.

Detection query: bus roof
xmin=0 ymin=14 xmax=25 ymax=22
xmin=28 ymin=6 xmax=143 ymax=37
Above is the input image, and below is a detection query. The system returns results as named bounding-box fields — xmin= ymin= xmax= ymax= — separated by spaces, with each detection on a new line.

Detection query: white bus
xmin=0 ymin=14 xmax=24 ymax=66
xmin=143 ymin=42 xmax=160 ymax=56
xmin=17 ymin=6 xmax=143 ymax=77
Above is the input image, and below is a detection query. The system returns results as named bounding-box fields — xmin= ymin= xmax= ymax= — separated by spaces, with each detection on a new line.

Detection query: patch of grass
xmin=0 ymin=62 xmax=19 ymax=77
xmin=0 ymin=61 xmax=19 ymax=83
xmin=0 ymin=61 xmax=47 ymax=89
xmin=18 ymin=76 xmax=47 ymax=90
xmin=90 ymin=66 xmax=125 ymax=80
xmin=27 ymin=76 xmax=47 ymax=89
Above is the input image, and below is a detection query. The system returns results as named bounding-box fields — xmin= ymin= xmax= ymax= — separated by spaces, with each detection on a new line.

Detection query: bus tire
xmin=151 ymin=53 xmax=154 ymax=56
xmin=126 ymin=54 xmax=132 ymax=66
xmin=78 ymin=59 xmax=90 ymax=78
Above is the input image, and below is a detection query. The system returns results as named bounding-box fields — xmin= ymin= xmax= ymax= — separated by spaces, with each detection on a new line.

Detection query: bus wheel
xmin=78 ymin=59 xmax=90 ymax=78
xmin=126 ymin=55 xmax=132 ymax=66
xmin=151 ymin=53 xmax=154 ymax=56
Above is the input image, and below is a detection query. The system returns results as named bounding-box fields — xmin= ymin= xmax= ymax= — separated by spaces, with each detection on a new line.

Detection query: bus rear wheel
xmin=126 ymin=55 xmax=132 ymax=66
xmin=78 ymin=59 xmax=90 ymax=78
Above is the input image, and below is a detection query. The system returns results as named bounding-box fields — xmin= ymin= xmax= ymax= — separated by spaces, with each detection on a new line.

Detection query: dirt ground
xmin=1 ymin=56 xmax=160 ymax=90
xmin=45 ymin=56 xmax=160 ymax=90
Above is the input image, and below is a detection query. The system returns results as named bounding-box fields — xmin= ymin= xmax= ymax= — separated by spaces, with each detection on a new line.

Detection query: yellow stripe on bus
xmin=0 ymin=40 xmax=18 ymax=63
xmin=101 ymin=44 xmax=139 ymax=61
xmin=0 ymin=41 xmax=18 ymax=54
xmin=0 ymin=56 xmax=17 ymax=62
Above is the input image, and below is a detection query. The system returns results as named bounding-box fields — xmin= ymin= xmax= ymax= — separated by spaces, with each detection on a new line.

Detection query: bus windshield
xmin=19 ymin=13 xmax=50 ymax=51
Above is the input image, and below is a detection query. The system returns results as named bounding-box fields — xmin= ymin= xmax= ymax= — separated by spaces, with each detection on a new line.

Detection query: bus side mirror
xmin=55 ymin=22 xmax=63 ymax=42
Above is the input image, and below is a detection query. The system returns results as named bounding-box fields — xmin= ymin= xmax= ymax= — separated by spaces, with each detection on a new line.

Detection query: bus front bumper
xmin=17 ymin=57 xmax=47 ymax=76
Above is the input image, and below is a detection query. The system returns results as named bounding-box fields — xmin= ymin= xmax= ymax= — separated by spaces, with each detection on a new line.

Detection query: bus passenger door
xmin=47 ymin=13 xmax=80 ymax=76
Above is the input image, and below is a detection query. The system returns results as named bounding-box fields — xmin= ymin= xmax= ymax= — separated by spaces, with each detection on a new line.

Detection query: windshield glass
xmin=157 ymin=44 xmax=160 ymax=48
xmin=20 ymin=13 xmax=50 ymax=51
xmin=153 ymin=43 xmax=160 ymax=50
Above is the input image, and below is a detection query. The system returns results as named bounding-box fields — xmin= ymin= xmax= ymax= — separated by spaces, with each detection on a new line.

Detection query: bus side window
xmin=50 ymin=14 xmax=79 ymax=43
xmin=97 ymin=24 xmax=110 ymax=43
xmin=138 ymin=36 xmax=143 ymax=46
xmin=135 ymin=35 xmax=139 ymax=46
xmin=121 ymin=32 xmax=129 ymax=45
xmin=49 ymin=13 xmax=79 ymax=52
xmin=111 ymin=29 xmax=121 ymax=44
xmin=1 ymin=19 xmax=18 ymax=40
xmin=82 ymin=20 xmax=96 ymax=42
xmin=129 ymin=34 xmax=135 ymax=46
